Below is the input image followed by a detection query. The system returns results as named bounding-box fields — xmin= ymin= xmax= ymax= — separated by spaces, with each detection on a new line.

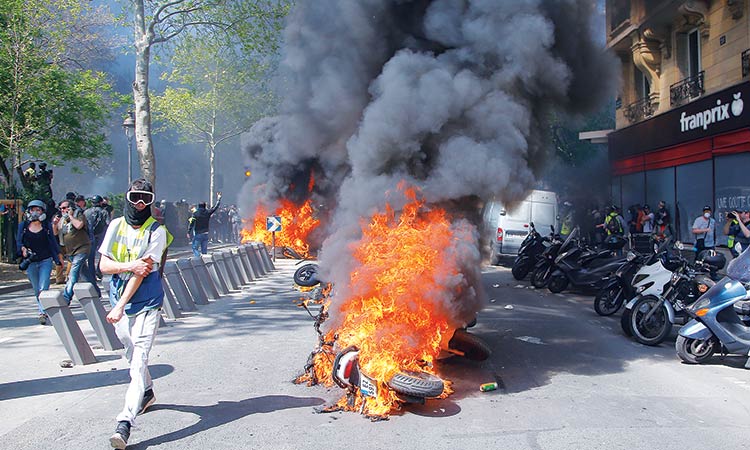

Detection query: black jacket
xmin=188 ymin=201 xmax=220 ymax=234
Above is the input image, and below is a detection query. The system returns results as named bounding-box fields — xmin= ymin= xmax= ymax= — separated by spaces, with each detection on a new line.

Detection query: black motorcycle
xmin=511 ymin=223 xmax=555 ymax=280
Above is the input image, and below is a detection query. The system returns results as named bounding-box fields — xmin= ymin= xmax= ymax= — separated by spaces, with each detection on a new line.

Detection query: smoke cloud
xmin=242 ymin=0 xmax=617 ymax=325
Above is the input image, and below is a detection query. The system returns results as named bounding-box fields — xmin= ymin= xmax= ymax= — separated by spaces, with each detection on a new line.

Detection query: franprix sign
xmin=609 ymin=81 xmax=750 ymax=159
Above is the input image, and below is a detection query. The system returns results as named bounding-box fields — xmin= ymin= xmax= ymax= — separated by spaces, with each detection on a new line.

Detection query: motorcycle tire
xmin=511 ymin=262 xmax=530 ymax=280
xmin=448 ymin=329 xmax=491 ymax=361
xmin=531 ymin=265 xmax=551 ymax=289
xmin=594 ymin=284 xmax=625 ymax=316
xmin=629 ymin=295 xmax=672 ymax=346
xmin=547 ymin=274 xmax=569 ymax=294
xmin=620 ymin=306 xmax=633 ymax=336
xmin=388 ymin=371 xmax=445 ymax=398
xmin=294 ymin=263 xmax=320 ymax=287
xmin=282 ymin=246 xmax=303 ymax=259
xmin=675 ymin=335 xmax=716 ymax=364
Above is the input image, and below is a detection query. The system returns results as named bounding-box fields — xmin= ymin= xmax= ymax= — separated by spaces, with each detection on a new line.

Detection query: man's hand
xmin=129 ymin=257 xmax=153 ymax=277
xmin=21 ymin=247 xmax=27 ymax=258
xmin=106 ymin=305 xmax=124 ymax=324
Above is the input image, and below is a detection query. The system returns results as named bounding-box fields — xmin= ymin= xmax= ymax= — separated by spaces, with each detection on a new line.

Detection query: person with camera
xmin=100 ymin=179 xmax=173 ymax=449
xmin=16 ymin=200 xmax=62 ymax=325
xmin=723 ymin=210 xmax=750 ymax=257
xmin=57 ymin=199 xmax=101 ymax=304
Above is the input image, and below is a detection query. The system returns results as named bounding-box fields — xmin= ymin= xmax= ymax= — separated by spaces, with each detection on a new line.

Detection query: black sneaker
xmin=110 ymin=421 xmax=130 ymax=449
xmin=38 ymin=314 xmax=47 ymax=325
xmin=139 ymin=388 xmax=155 ymax=415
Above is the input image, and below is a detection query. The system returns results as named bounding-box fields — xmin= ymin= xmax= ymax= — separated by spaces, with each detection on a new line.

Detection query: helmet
xmin=27 ymin=199 xmax=47 ymax=211
xmin=26 ymin=199 xmax=47 ymax=222
xmin=90 ymin=195 xmax=103 ymax=204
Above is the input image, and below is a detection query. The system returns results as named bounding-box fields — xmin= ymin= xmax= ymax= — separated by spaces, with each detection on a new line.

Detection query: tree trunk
xmin=209 ymin=142 xmax=215 ymax=205
xmin=132 ymin=0 xmax=156 ymax=190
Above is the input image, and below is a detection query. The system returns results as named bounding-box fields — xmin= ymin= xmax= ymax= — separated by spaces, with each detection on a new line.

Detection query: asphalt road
xmin=0 ymin=257 xmax=749 ymax=449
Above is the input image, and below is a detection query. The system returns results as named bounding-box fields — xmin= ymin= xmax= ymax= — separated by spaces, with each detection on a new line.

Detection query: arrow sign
xmin=266 ymin=215 xmax=282 ymax=232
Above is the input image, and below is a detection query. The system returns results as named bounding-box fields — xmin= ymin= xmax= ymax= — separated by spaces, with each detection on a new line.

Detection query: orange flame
xmin=241 ymin=199 xmax=320 ymax=257
xmin=305 ymin=186 xmax=465 ymax=417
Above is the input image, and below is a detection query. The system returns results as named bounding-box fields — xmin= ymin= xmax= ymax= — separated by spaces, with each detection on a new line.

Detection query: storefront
xmin=608 ymin=81 xmax=750 ymax=245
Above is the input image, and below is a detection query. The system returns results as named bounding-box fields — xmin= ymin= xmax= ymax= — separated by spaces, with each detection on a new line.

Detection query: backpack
xmin=86 ymin=207 xmax=108 ymax=236
xmin=606 ymin=215 xmax=622 ymax=235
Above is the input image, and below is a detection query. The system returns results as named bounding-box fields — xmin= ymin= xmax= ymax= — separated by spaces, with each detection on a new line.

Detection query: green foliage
xmin=551 ymin=100 xmax=615 ymax=167
xmin=0 ymin=0 xmax=114 ymax=189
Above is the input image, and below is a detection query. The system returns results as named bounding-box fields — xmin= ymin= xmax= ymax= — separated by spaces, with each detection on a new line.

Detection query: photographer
xmin=723 ymin=210 xmax=750 ymax=257
xmin=57 ymin=199 xmax=101 ymax=304
xmin=16 ymin=200 xmax=62 ymax=325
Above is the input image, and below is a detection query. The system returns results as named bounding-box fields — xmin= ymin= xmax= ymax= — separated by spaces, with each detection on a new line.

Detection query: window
xmin=635 ymin=68 xmax=650 ymax=100
xmin=688 ymin=28 xmax=701 ymax=78
xmin=610 ymin=0 xmax=631 ymax=31
xmin=646 ymin=167 xmax=675 ymax=213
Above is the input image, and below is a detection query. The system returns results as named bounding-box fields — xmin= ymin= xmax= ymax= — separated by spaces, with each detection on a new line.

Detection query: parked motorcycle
xmin=676 ymin=248 xmax=750 ymax=365
xmin=621 ymin=250 xmax=723 ymax=346
xmin=512 ymin=223 xmax=557 ymax=280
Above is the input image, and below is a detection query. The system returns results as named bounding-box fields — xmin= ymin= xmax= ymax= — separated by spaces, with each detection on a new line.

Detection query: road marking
xmin=0 ymin=337 xmax=15 ymax=344
xmin=515 ymin=336 xmax=545 ymax=345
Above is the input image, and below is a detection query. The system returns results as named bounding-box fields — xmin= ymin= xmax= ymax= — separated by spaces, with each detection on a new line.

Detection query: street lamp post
xmin=122 ymin=111 xmax=135 ymax=186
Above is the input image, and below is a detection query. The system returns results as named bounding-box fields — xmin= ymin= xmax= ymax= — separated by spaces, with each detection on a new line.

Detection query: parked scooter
xmin=529 ymin=238 xmax=564 ymax=289
xmin=621 ymin=249 xmax=723 ymax=346
xmin=546 ymin=227 xmax=627 ymax=294
xmin=676 ymin=248 xmax=750 ymax=365
xmin=512 ymin=223 xmax=556 ymax=280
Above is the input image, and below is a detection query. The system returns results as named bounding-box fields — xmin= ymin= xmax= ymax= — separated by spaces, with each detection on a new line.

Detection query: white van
xmin=482 ymin=190 xmax=558 ymax=264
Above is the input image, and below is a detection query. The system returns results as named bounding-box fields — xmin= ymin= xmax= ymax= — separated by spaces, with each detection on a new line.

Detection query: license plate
xmin=506 ymin=230 xmax=528 ymax=237
xmin=359 ymin=373 xmax=378 ymax=398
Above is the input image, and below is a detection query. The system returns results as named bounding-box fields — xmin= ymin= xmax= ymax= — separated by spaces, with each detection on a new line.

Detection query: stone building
xmin=606 ymin=0 xmax=750 ymax=243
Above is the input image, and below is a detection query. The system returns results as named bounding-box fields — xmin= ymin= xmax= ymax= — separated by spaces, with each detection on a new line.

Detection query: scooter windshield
xmin=559 ymin=227 xmax=579 ymax=254
xmin=726 ymin=247 xmax=750 ymax=283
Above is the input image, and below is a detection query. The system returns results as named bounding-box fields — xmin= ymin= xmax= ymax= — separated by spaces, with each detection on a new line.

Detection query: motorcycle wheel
xmin=448 ymin=329 xmax=491 ymax=361
xmin=294 ymin=263 xmax=320 ymax=287
xmin=531 ymin=265 xmax=551 ymax=289
xmin=620 ymin=305 xmax=633 ymax=336
xmin=594 ymin=284 xmax=624 ymax=316
xmin=511 ymin=261 xmax=530 ymax=280
xmin=675 ymin=335 xmax=716 ymax=364
xmin=388 ymin=371 xmax=445 ymax=398
xmin=629 ymin=295 xmax=672 ymax=346
xmin=547 ymin=274 xmax=569 ymax=294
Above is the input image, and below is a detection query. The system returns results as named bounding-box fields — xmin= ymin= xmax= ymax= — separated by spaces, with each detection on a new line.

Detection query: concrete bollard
xmin=190 ymin=256 xmax=221 ymax=300
xmin=252 ymin=243 xmax=270 ymax=275
xmin=202 ymin=254 xmax=229 ymax=295
xmin=160 ymin=277 xmax=183 ymax=319
xmin=163 ymin=261 xmax=197 ymax=312
xmin=213 ymin=251 xmax=238 ymax=290
xmin=72 ymin=283 xmax=123 ymax=351
xmin=176 ymin=258 xmax=209 ymax=305
xmin=249 ymin=243 xmax=267 ymax=276
xmin=39 ymin=290 xmax=97 ymax=365
xmin=237 ymin=246 xmax=257 ymax=281
xmin=230 ymin=249 xmax=250 ymax=285
xmin=259 ymin=243 xmax=276 ymax=271
xmin=222 ymin=250 xmax=243 ymax=287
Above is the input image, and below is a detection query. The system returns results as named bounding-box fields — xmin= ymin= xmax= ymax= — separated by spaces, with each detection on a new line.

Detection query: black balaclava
xmin=123 ymin=180 xmax=153 ymax=227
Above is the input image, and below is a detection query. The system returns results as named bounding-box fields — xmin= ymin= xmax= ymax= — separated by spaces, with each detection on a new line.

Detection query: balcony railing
xmin=623 ymin=96 xmax=656 ymax=123
xmin=743 ymin=49 xmax=750 ymax=78
xmin=670 ymin=71 xmax=705 ymax=106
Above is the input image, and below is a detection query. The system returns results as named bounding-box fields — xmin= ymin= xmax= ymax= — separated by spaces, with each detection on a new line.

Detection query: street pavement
xmin=1 ymin=256 xmax=749 ymax=449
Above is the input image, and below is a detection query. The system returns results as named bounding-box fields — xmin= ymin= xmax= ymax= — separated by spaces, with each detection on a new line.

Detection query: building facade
xmin=607 ymin=0 xmax=750 ymax=244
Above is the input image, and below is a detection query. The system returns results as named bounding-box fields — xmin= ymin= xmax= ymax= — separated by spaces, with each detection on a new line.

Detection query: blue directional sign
xmin=266 ymin=215 xmax=282 ymax=232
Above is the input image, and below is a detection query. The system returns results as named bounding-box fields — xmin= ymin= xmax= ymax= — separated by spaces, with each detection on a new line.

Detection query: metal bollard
xmin=39 ymin=290 xmax=97 ymax=365
xmin=245 ymin=244 xmax=265 ymax=277
xmin=163 ymin=261 xmax=197 ymax=311
xmin=237 ymin=246 xmax=257 ymax=281
xmin=190 ymin=256 xmax=221 ymax=300
xmin=252 ymin=243 xmax=270 ymax=275
xmin=222 ymin=250 xmax=243 ymax=287
xmin=260 ymin=243 xmax=276 ymax=270
xmin=176 ymin=258 xmax=209 ymax=305
xmin=230 ymin=249 xmax=250 ymax=285
xmin=72 ymin=283 xmax=123 ymax=351
xmin=160 ymin=277 xmax=183 ymax=319
xmin=202 ymin=254 xmax=229 ymax=295
xmin=212 ymin=251 xmax=238 ymax=290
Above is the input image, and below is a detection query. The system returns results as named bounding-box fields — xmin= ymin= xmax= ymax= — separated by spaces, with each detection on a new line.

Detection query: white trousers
xmin=114 ymin=308 xmax=160 ymax=425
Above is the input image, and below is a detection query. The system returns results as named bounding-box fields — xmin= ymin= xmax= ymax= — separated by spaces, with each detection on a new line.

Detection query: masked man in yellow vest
xmin=100 ymin=179 xmax=172 ymax=449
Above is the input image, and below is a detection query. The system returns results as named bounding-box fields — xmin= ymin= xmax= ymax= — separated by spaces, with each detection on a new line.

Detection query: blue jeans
xmin=26 ymin=257 xmax=53 ymax=314
xmin=89 ymin=233 xmax=104 ymax=277
xmin=192 ymin=232 xmax=209 ymax=257
xmin=63 ymin=252 xmax=101 ymax=302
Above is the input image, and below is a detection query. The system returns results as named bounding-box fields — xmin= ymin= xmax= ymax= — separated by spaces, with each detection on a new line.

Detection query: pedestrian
xmin=16 ymin=199 xmax=62 ymax=325
xmin=57 ymin=199 xmax=101 ymax=303
xmin=85 ymin=195 xmax=110 ymax=279
xmin=101 ymin=179 xmax=173 ymax=449
xmin=187 ymin=192 xmax=222 ymax=256
xmin=23 ymin=162 xmax=36 ymax=184
xmin=641 ymin=204 xmax=655 ymax=233
xmin=692 ymin=205 xmax=717 ymax=253
xmin=723 ymin=210 xmax=750 ymax=257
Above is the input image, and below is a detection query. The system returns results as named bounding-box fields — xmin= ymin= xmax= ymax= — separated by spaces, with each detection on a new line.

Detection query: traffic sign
xmin=266 ymin=215 xmax=282 ymax=232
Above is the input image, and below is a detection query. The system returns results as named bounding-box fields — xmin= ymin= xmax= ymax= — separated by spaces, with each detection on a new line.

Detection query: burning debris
xmin=243 ymin=0 xmax=616 ymax=418
xmin=240 ymin=199 xmax=320 ymax=258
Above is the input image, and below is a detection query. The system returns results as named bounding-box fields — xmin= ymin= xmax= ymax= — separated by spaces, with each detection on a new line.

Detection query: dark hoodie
xmin=188 ymin=201 xmax=220 ymax=234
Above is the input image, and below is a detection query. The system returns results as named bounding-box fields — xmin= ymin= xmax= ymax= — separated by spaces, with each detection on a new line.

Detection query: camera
xmin=19 ymin=250 xmax=36 ymax=271
xmin=727 ymin=212 xmax=737 ymax=220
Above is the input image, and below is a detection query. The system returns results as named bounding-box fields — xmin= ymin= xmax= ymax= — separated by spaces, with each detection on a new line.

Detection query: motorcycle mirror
xmin=550 ymin=225 xmax=555 ymax=233
xmin=530 ymin=221 xmax=535 ymax=229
